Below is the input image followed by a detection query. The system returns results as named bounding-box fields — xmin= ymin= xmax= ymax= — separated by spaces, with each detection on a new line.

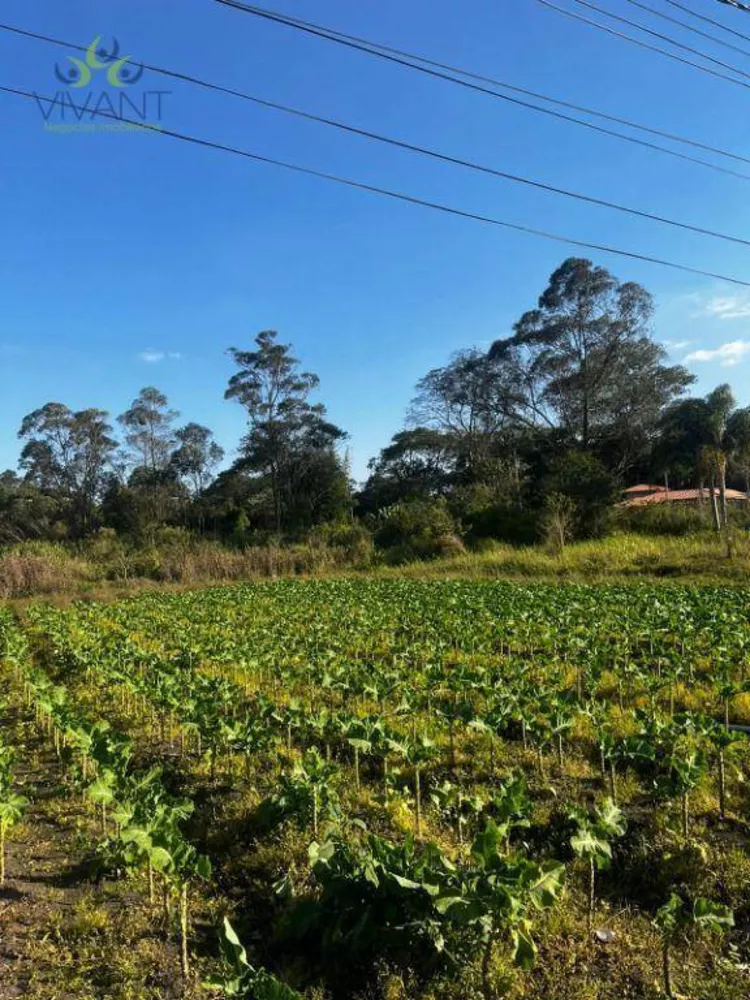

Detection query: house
xmin=623 ymin=484 xmax=666 ymax=501
xmin=622 ymin=485 xmax=748 ymax=507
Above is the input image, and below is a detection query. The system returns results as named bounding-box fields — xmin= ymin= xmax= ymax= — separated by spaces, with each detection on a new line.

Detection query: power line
xmin=3 ymin=81 xmax=748 ymax=287
xmin=623 ymin=0 xmax=750 ymax=57
xmin=567 ymin=0 xmax=750 ymax=78
xmin=666 ymin=0 xmax=750 ymax=43
xmin=208 ymin=2 xmax=750 ymax=178
xmin=536 ymin=0 xmax=750 ymax=90
xmin=716 ymin=0 xmax=750 ymax=15
xmin=5 ymin=23 xmax=750 ymax=247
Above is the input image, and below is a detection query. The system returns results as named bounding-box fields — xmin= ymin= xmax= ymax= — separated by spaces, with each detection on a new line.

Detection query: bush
xmin=372 ymin=499 xmax=463 ymax=564
xmin=463 ymin=503 xmax=539 ymax=545
xmin=307 ymin=521 xmax=374 ymax=567
xmin=543 ymin=452 xmax=618 ymax=538
xmin=617 ymin=501 xmax=750 ymax=537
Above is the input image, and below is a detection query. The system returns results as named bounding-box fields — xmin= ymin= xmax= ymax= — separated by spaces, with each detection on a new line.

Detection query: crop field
xmin=1 ymin=580 xmax=750 ymax=1000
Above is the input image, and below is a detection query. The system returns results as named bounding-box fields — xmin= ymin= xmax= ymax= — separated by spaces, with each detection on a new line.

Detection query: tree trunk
xmin=588 ymin=857 xmax=596 ymax=930
xmin=718 ymin=457 xmax=729 ymax=529
xmin=709 ymin=479 xmax=721 ymax=533
xmin=718 ymin=749 xmax=726 ymax=820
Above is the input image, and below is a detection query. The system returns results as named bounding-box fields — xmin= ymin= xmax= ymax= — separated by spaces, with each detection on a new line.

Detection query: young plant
xmin=260 ymin=748 xmax=339 ymax=838
xmin=0 ymin=778 xmax=28 ymax=886
xmin=568 ymin=798 xmax=626 ymax=930
xmin=205 ymin=917 xmax=302 ymax=998
xmin=655 ymin=894 xmax=734 ymax=998
xmin=437 ymin=818 xmax=565 ymax=999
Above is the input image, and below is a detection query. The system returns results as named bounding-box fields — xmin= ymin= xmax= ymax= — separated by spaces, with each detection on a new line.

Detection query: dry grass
xmin=388 ymin=531 xmax=750 ymax=585
xmin=2 ymin=530 xmax=750 ymax=601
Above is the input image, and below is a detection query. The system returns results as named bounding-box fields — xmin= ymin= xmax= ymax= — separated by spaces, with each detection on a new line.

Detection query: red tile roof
xmin=623 ymin=484 xmax=666 ymax=495
xmin=624 ymin=488 xmax=747 ymax=507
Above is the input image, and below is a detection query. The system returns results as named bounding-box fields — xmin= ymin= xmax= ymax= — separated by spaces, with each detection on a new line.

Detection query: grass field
xmin=3 ymin=530 xmax=750 ymax=604
xmin=1 ymin=578 xmax=750 ymax=999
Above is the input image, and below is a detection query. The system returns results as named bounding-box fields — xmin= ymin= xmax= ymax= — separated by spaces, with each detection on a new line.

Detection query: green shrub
xmin=617 ymin=502 xmax=750 ymax=537
xmin=307 ymin=521 xmax=374 ymax=567
xmin=464 ymin=503 xmax=539 ymax=546
xmin=372 ymin=499 xmax=463 ymax=564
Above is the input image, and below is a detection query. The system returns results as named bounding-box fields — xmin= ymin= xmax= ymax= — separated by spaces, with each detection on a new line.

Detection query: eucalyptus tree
xmin=225 ymin=331 xmax=348 ymax=534
xmin=18 ymin=402 xmax=118 ymax=536
xmin=170 ymin=422 xmax=225 ymax=496
xmin=488 ymin=257 xmax=693 ymax=462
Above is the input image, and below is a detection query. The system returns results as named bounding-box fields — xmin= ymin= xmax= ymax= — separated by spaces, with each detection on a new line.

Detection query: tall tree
xmin=118 ymin=387 xmax=179 ymax=473
xmin=409 ymin=349 xmax=531 ymax=480
xmin=489 ymin=258 xmax=693 ymax=463
xmin=225 ymin=331 xmax=348 ymax=534
xmin=17 ymin=403 xmax=117 ymax=536
xmin=360 ymin=428 xmax=455 ymax=512
xmin=170 ymin=423 xmax=225 ymax=496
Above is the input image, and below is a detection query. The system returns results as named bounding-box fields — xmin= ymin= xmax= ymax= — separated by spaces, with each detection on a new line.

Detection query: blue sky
xmin=2 ymin=0 xmax=750 ymax=482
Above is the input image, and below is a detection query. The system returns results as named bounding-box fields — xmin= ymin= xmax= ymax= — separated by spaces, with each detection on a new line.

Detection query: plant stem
xmin=415 ymin=767 xmax=422 ymax=837
xmin=662 ymin=937 xmax=673 ymax=998
xmin=681 ymin=791 xmax=689 ymax=838
xmin=179 ymin=882 xmax=189 ymax=978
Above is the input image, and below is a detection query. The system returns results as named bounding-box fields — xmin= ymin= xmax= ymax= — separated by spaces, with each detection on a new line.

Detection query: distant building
xmin=623 ymin=484 xmax=667 ymax=501
xmin=622 ymin=484 xmax=747 ymax=507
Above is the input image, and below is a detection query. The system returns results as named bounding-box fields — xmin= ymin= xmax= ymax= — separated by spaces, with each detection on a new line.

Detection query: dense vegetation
xmin=3 ymin=258 xmax=750 ymax=575
xmin=1 ymin=579 xmax=749 ymax=998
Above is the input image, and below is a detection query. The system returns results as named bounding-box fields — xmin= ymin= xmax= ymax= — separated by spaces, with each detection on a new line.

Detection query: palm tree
xmin=727 ymin=406 xmax=750 ymax=501
xmin=658 ymin=385 xmax=742 ymax=533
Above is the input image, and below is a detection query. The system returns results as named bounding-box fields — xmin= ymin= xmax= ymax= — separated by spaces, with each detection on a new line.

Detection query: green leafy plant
xmin=655 ymin=894 xmax=734 ymax=998
xmin=437 ymin=818 xmax=565 ymax=998
xmin=568 ymin=798 xmax=626 ymax=929
xmin=205 ymin=918 xmax=302 ymax=998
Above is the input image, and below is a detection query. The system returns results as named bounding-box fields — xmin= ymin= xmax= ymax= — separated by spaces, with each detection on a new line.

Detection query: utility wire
xmin=536 ymin=0 xmax=750 ymax=90
xmin=207 ymin=2 xmax=750 ymax=178
xmin=5 ymin=22 xmax=750 ymax=245
xmin=672 ymin=0 xmax=750 ymax=41
xmin=623 ymin=0 xmax=750 ymax=57
xmin=3 ymin=82 xmax=748 ymax=287
xmin=716 ymin=0 xmax=750 ymax=15
xmin=567 ymin=0 xmax=750 ymax=78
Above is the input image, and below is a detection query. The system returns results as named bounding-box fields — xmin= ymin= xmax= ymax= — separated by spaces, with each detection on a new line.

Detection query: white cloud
xmin=662 ymin=339 xmax=692 ymax=350
xmin=137 ymin=349 xmax=181 ymax=363
xmin=685 ymin=340 xmax=750 ymax=368
xmin=702 ymin=295 xmax=750 ymax=321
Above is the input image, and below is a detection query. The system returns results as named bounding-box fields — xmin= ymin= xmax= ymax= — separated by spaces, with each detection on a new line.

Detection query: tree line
xmin=2 ymin=258 xmax=749 ymax=551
